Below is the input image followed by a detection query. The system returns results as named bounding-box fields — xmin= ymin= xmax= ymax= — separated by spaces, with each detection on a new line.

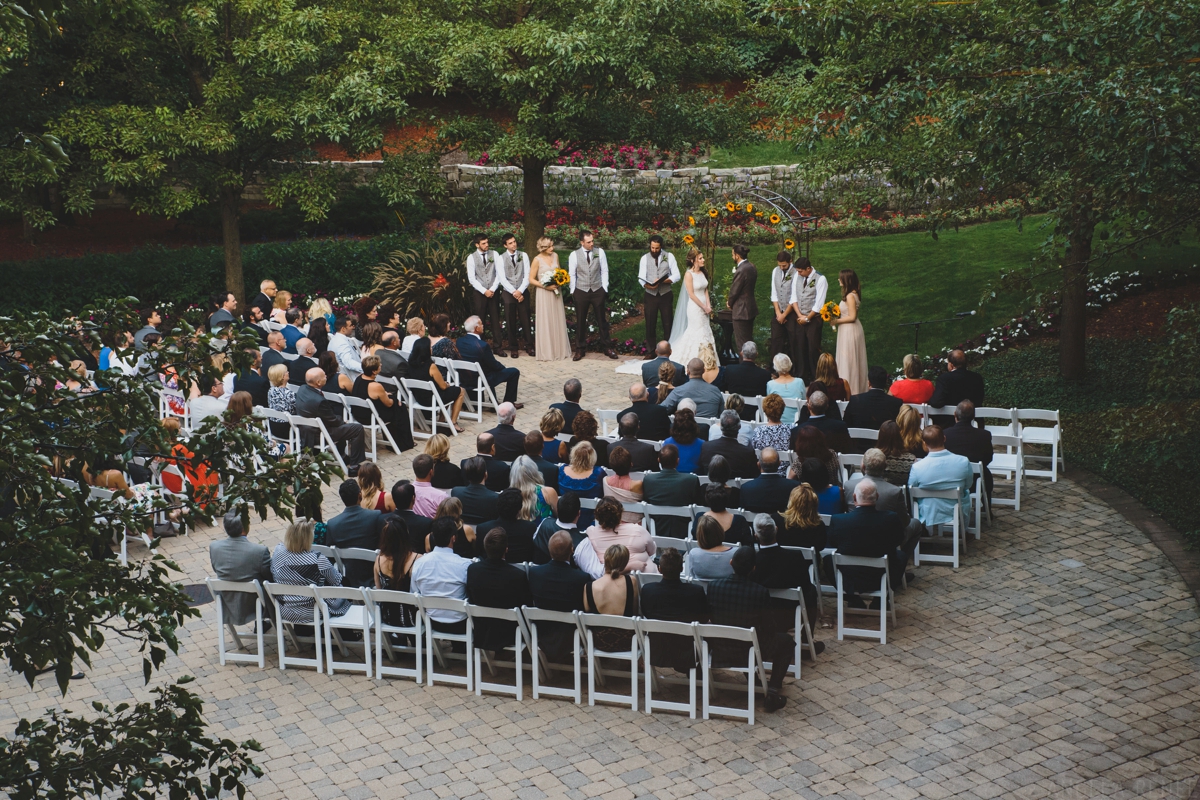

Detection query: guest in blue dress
xmin=799 ymin=457 xmax=844 ymax=515
xmin=765 ymin=353 xmax=806 ymax=425
xmin=664 ymin=408 xmax=703 ymax=474
xmin=541 ymin=408 xmax=565 ymax=463
xmin=557 ymin=440 xmax=604 ymax=528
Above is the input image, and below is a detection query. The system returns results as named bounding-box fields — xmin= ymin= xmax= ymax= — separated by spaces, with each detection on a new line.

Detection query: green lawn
xmin=611 ymin=218 xmax=1200 ymax=368
xmin=703 ymin=141 xmax=803 ymax=168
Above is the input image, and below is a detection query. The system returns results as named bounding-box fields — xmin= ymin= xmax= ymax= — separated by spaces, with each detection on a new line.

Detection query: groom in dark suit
xmin=727 ymin=244 xmax=758 ymax=353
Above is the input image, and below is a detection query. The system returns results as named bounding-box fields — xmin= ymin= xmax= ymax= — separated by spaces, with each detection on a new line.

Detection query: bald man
xmin=261 ymin=331 xmax=287 ymax=373
xmin=294 ymin=367 xmax=366 ymax=475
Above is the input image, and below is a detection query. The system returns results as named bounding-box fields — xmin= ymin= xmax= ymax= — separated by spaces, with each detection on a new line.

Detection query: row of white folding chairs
xmin=254 ymin=407 xmax=348 ymax=473
xmin=271 ymin=386 xmax=401 ymax=463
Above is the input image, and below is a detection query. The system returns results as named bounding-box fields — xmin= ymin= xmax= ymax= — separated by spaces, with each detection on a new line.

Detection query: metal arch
xmin=735 ymin=188 xmax=821 ymax=258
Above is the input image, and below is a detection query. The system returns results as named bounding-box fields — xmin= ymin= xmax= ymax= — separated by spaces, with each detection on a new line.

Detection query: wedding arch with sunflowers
xmin=682 ymin=192 xmax=819 ymax=269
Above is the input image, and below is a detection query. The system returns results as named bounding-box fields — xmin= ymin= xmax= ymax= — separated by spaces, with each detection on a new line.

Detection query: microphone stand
xmin=898 ymin=312 xmax=975 ymax=352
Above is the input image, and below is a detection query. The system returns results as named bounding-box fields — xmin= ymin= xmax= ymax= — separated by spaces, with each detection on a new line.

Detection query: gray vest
xmin=473 ymin=251 xmax=496 ymax=289
xmin=503 ymin=251 xmax=524 ymax=287
xmin=575 ymin=247 xmax=602 ymax=292
xmin=794 ymin=270 xmax=819 ymax=312
xmin=773 ymin=266 xmax=797 ymax=307
xmin=645 ymin=253 xmax=672 ymax=296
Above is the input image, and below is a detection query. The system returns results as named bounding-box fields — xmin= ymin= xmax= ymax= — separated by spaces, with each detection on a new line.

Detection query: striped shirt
xmin=270 ymin=545 xmax=350 ymax=623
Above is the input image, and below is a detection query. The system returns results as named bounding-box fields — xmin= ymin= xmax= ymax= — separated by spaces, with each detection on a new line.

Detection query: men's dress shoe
xmin=511 ymin=349 xmax=520 ymax=358
xmin=512 ymin=402 xmax=525 ymax=410
xmin=604 ymin=349 xmax=618 ymax=359
xmin=763 ymin=691 xmax=787 ymax=712
xmin=573 ymin=351 xmax=584 ymax=361
xmin=526 ymin=347 xmax=536 ymax=357
xmin=347 ymin=464 xmax=360 ymax=477
xmin=801 ymin=640 xmax=826 ymax=660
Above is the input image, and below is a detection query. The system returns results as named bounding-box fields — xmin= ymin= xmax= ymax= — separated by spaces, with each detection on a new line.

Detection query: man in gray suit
xmin=209 ymin=510 xmax=273 ymax=627
xmin=641 ymin=444 xmax=702 ymax=538
xmin=661 ymin=358 xmax=724 ymax=417
xmin=376 ymin=331 xmax=409 ymax=380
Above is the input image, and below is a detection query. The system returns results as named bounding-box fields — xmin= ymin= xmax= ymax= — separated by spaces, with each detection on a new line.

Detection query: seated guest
xmin=890 ymin=353 xmax=934 ymax=404
xmin=877 ymin=420 xmax=919 ymax=485
xmin=655 ymin=361 xmax=677 ymax=406
xmin=527 ymin=531 xmax=593 ymax=660
xmin=410 ymin=516 xmax=471 ymax=633
xmin=233 ymin=349 xmax=269 ymax=407
xmin=739 ymin=448 xmax=798 ymax=514
xmin=700 ymin=410 xmax=760 ymax=478
xmin=225 ymin=390 xmax=286 ymax=458
xmin=707 ymin=546 xmax=793 ymax=711
xmin=703 ymin=455 xmax=741 ymax=510
xmin=665 ymin=407 xmax=703 ymax=474
xmin=188 ymin=374 xmax=229 ymax=424
xmin=699 ymin=343 xmax=725 ymax=389
xmin=691 ymin=482 xmax=752 ymax=546
xmin=450 ymin=456 xmax=499 ymax=525
xmin=580 ymin=497 xmax=657 ymax=578
xmin=662 ymin=358 xmax=723 ymax=417
xmin=641 ymin=444 xmax=702 ymax=539
xmin=524 ymin=429 xmax=560 ymax=489
xmin=928 ymin=349 xmax=985 ymax=419
xmin=424 ymin=433 xmax=464 ymax=490
xmin=550 ymin=378 xmax=583 ymax=431
xmin=487 ymin=402 xmax=527 ymax=461
xmin=908 ymin=425 xmax=973 ymax=528
xmin=456 ymin=314 xmax=521 ymax=407
xmin=944 ymin=400 xmax=994 ymax=499
xmin=797 ymin=457 xmax=844 ymax=515
xmin=750 ymin=393 xmax=791 ymax=456
xmin=557 ymin=440 xmax=604 ymax=528
xmin=581 ymin=544 xmax=639 ymax=653
xmin=477 ymin=488 xmax=539 ymax=564
xmin=287 ymin=338 xmax=319 ymax=387
xmin=639 ymin=548 xmax=709 ymax=673
xmin=896 ymin=404 xmax=928 ymax=458
xmin=376 ymin=331 xmax=409 ymax=380
xmin=751 ymin=513 xmax=820 ymax=641
xmin=374 ymin=517 xmax=419 ymax=628
xmin=306 ymin=318 xmax=330 ymax=359
xmin=707 ymin=394 xmax=751 ymax=444
xmin=325 ymin=479 xmax=386 ymax=587
xmin=796 ymin=380 xmax=844 ymax=424
xmin=612 ymin=413 xmax=659 ymax=473
xmin=411 ymin=453 xmax=449 ymax=517
xmin=329 ymin=315 xmax=363 ymax=382
xmin=846 ymin=448 xmax=923 ymax=571
xmin=777 ymin=483 xmax=827 ymax=549
xmin=266 ymin=364 xmax=296 ymax=422
xmin=319 ymin=351 xmax=353 ymax=394
xmin=407 ymin=325 xmax=465 ymax=432
xmin=722 ymin=341 xmax=770 ymax=409
xmin=843 ymin=366 xmax=904 ymax=431
xmin=642 ymin=340 xmax=687 ymax=391
xmin=509 ymin=455 xmax=558 ymax=523
xmin=825 ymin=479 xmax=907 ymax=600
xmin=352 ymin=355 xmax=414 ymax=453
xmin=435 ymin=496 xmax=477 ymax=559
xmin=619 ymin=383 xmax=672 ymax=442
xmin=270 ymin=518 xmax=350 ymax=628
xmin=792 ymin=390 xmax=851 ymax=453
xmin=133 ymin=307 xmax=161 ymax=351
xmin=356 ymin=462 xmax=395 ymax=512
xmin=209 ymin=510 xmax=273 ymax=627
xmin=558 ymin=409 xmax=608 ymax=468
xmin=467 ymin=529 xmax=534 ymax=652
xmin=387 ymin=480 xmax=432 ymax=554
xmin=789 ymin=425 xmax=843 ymax=490
xmin=359 ymin=321 xmax=385 ymax=364
xmin=602 ymin=446 xmax=644 ymax=524
xmin=765 ymin=353 xmax=805 ymax=424
xmin=296 ymin=367 xmax=365 ymax=474
xmin=260 ymin=331 xmax=287 ymax=373
xmin=460 ymin=432 xmax=508 ymax=492
xmin=815 ymin=352 xmax=851 ymax=402
xmin=534 ymin=492 xmax=585 ymax=560
xmin=539 ymin=408 xmax=565 ymax=464
xmin=280 ymin=308 xmax=305 ymax=353
xmin=401 ymin=317 xmax=424 ymax=358
xmin=686 ymin=514 xmax=735 ymax=580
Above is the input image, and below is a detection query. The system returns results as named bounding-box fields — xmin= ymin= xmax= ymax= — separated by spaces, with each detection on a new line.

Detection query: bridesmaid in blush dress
xmin=831 ymin=269 xmax=868 ymax=395
xmin=529 ymin=236 xmax=572 ymax=361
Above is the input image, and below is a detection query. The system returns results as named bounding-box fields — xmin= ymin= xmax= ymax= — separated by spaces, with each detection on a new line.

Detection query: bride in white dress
xmin=668 ymin=248 xmax=716 ymax=365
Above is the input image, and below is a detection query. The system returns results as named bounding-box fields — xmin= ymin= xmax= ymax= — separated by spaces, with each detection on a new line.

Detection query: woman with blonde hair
xmin=271 ymin=290 xmax=292 ymax=324
xmin=896 ymin=404 xmax=927 ymax=458
xmin=356 ymin=461 xmax=394 ymax=512
xmin=656 ymin=361 xmax=676 ymax=405
xmin=815 ymin=352 xmax=851 ymax=402
xmin=529 ymin=235 xmax=571 ymax=361
xmin=779 ymin=483 xmax=827 ymax=549
xmin=509 ymin=454 xmax=558 ymax=522
xmin=434 ymin=496 xmax=476 ymax=559
xmin=401 ymin=317 xmax=425 ymax=357
xmin=890 ymin=354 xmax=934 ymax=404
xmin=308 ymin=297 xmax=335 ymax=330
xmin=423 ymin=433 xmax=462 ymax=489
xmin=270 ymin=518 xmax=350 ymax=625
xmin=557 ymin=440 xmax=604 ymax=528
xmin=699 ymin=342 xmax=724 ymax=388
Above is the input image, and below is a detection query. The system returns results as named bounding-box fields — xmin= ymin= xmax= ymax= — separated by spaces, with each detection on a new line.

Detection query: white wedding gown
xmin=669 ymin=270 xmax=715 ymax=365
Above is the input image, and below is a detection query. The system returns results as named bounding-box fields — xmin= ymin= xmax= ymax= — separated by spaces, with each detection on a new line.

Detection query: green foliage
xmin=1149 ymin=305 xmax=1200 ymax=400
xmin=370 ymin=240 xmax=474 ymax=322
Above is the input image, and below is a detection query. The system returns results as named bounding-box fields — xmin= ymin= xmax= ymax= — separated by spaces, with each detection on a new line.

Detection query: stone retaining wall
xmin=438 ymin=162 xmax=803 ymax=197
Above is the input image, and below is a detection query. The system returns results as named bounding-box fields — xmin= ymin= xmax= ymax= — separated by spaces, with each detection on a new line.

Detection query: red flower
xmin=433 ymin=274 xmax=449 ymax=289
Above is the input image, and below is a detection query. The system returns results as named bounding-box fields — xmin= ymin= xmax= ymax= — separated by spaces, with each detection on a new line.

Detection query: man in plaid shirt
xmin=707 ymin=546 xmax=794 ymax=712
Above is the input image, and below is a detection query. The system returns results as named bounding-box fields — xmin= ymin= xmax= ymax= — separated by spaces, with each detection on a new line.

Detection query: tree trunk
xmin=219 ymin=189 xmax=246 ymax=309
xmin=1058 ymin=196 xmax=1095 ymax=381
xmin=522 ymin=156 xmax=547 ymax=256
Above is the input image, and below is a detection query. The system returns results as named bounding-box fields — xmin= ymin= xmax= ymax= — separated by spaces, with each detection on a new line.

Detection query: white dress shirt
xmin=401 ymin=334 xmax=419 ymax=358
xmin=329 ymin=332 xmax=362 ymax=379
xmin=790 ymin=270 xmax=829 ymax=315
xmin=188 ymin=394 xmax=228 ymax=423
xmin=734 ymin=258 xmax=747 ymax=275
xmin=637 ymin=251 xmax=681 ymax=289
xmin=567 ymin=247 xmax=610 ymax=293
xmin=410 ymin=547 xmax=470 ymax=622
xmin=573 ymin=538 xmax=603 ymax=579
xmin=466 ymin=249 xmax=502 ymax=295
xmin=498 ymin=249 xmax=531 ymax=295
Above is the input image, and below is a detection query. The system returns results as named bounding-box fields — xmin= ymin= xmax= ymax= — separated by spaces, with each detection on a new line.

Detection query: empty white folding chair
xmin=419 ymin=596 xmax=473 ymax=688
xmin=597 ymin=409 xmax=621 ymax=437
xmin=638 ymin=618 xmax=698 ymax=718
xmin=651 ymin=535 xmax=690 ymax=554
xmin=1017 ymin=408 xmax=1063 ymax=481
xmin=262 ymin=582 xmax=323 ymax=672
xmin=847 ymin=428 xmax=879 ymax=449
xmin=256 ymin=407 xmax=298 ymax=454
xmin=977 ymin=406 xmax=1018 ymax=439
xmin=449 ymin=359 xmax=499 ymax=423
xmin=521 ymin=606 xmax=583 ymax=703
xmin=288 ymin=414 xmax=348 ymax=473
xmin=315 ymin=585 xmax=373 ymax=676
xmin=334 ymin=547 xmax=379 ymax=587
xmin=696 ymin=624 xmax=769 ymax=724
xmin=402 ymin=378 xmax=458 ymax=439
xmin=767 ymin=586 xmax=817 ymax=678
xmin=840 ymin=453 xmax=864 ymax=480
xmin=466 ymin=604 xmax=531 ymax=700
xmin=579 ymin=613 xmax=640 ymax=709
xmin=365 ymin=588 xmax=424 ymax=683
xmin=990 ymin=434 xmax=1023 ymax=510
xmin=644 ymin=504 xmax=694 ymax=538
xmin=832 ymin=553 xmax=894 ymax=643
xmin=910 ymin=488 xmax=966 ymax=568
xmin=205 ymin=578 xmax=269 ymax=668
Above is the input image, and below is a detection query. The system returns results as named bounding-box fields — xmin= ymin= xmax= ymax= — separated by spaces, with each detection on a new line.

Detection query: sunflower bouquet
xmin=819 ymin=301 xmax=842 ymax=323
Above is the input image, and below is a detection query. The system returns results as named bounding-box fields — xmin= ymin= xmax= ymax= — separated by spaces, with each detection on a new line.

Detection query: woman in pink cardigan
xmin=584 ymin=497 xmax=658 ymax=575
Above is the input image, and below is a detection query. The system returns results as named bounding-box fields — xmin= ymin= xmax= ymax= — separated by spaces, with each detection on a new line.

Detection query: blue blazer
xmin=455 ymin=334 xmax=504 ymax=376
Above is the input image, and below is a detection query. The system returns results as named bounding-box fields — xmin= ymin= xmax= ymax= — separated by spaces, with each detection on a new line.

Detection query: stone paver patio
xmin=3 ymin=353 xmax=1198 ymax=800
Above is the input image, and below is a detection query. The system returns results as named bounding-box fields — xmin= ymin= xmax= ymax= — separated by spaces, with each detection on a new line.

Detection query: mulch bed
xmin=1086 ymin=280 xmax=1200 ymax=340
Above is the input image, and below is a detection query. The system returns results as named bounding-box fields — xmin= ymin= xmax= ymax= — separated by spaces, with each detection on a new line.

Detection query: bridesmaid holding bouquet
xmin=529 ymin=237 xmax=572 ymax=361
xmin=830 ymin=269 xmax=868 ymax=395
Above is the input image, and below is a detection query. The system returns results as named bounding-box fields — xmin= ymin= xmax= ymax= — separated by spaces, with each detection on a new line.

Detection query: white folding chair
xmin=644 ymin=504 xmax=694 ymax=538
xmin=696 ymin=624 xmax=769 ymax=724
xmin=579 ymin=613 xmax=640 ymax=709
xmin=977 ymin=406 xmax=1018 ymax=439
xmin=365 ymin=588 xmax=424 ymax=683
xmin=847 ymin=428 xmax=879 ymax=447
xmin=466 ymin=604 xmax=531 ymax=700
xmin=597 ymin=409 xmax=621 ymax=437
xmin=968 ymin=462 xmax=991 ymax=538
xmin=205 ymin=578 xmax=269 ymax=668
xmin=910 ymin=488 xmax=966 ymax=569
xmin=651 ymin=536 xmax=690 ymax=553
xmin=767 ymin=587 xmax=817 ymax=678
xmin=334 ymin=547 xmax=379 ymax=588
xmin=315 ymin=586 xmax=373 ymax=676
xmin=1018 ymin=408 xmax=1063 ymax=481
xmin=921 ymin=405 xmax=956 ymax=426
xmin=158 ymin=388 xmax=191 ymax=429
xmin=521 ymin=606 xmax=583 ymax=703
xmin=449 ymin=359 xmax=499 ymax=423
xmin=836 ymin=400 xmax=848 ymax=415
xmin=787 ymin=545 xmax=825 ymax=616
xmin=255 ymin=407 xmax=298 ymax=453
xmin=638 ymin=618 xmax=698 ymax=718
xmin=340 ymin=393 xmax=402 ymax=459
xmin=288 ymin=413 xmax=348 ymax=473
xmin=311 ymin=544 xmax=340 ymax=572
xmin=419 ymin=596 xmax=473 ymax=688
xmin=990 ymin=434 xmax=1023 ymax=510
xmin=262 ymin=582 xmax=323 ymax=672
xmin=833 ymin=554 xmax=894 ymax=643
xmin=402 ymin=378 xmax=458 ymax=439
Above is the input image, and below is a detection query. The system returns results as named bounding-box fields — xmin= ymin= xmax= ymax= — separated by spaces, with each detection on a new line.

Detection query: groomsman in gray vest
xmin=727 ymin=243 xmax=759 ymax=353
xmin=466 ymin=234 xmax=504 ymax=349
xmin=638 ymin=235 xmax=681 ymax=358
xmin=790 ymin=256 xmax=828 ymax=383
xmin=498 ymin=233 xmax=535 ymax=358
xmin=568 ymin=229 xmax=617 ymax=361
xmin=769 ymin=250 xmax=801 ymax=366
